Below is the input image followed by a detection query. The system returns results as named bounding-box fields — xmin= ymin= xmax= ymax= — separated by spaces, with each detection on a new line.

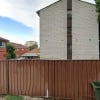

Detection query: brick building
xmin=37 ymin=0 xmax=98 ymax=60
xmin=0 ymin=37 xmax=9 ymax=60
xmin=10 ymin=42 xmax=29 ymax=57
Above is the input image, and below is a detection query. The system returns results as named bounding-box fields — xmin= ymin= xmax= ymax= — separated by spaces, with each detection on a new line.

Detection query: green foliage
xmin=95 ymin=0 xmax=100 ymax=21
xmin=6 ymin=43 xmax=16 ymax=59
xmin=29 ymin=44 xmax=38 ymax=50
xmin=5 ymin=95 xmax=23 ymax=100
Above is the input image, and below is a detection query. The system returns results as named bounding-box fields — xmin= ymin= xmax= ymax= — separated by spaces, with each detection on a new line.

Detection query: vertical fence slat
xmin=74 ymin=61 xmax=79 ymax=99
xmin=36 ymin=60 xmax=41 ymax=96
xmin=62 ymin=61 xmax=66 ymax=98
xmin=28 ymin=60 xmax=33 ymax=96
xmin=18 ymin=60 xmax=22 ymax=95
xmin=48 ymin=60 xmax=54 ymax=97
xmin=33 ymin=60 xmax=37 ymax=96
xmin=44 ymin=60 xmax=49 ymax=97
xmin=14 ymin=61 xmax=18 ymax=95
xmin=54 ymin=61 xmax=58 ymax=97
xmin=40 ymin=60 xmax=45 ymax=96
xmin=0 ymin=61 xmax=8 ymax=94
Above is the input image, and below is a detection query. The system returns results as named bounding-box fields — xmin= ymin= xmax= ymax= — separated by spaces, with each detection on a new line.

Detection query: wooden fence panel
xmin=0 ymin=61 xmax=8 ymax=94
xmin=0 ymin=60 xmax=100 ymax=99
xmin=8 ymin=60 xmax=54 ymax=97
xmin=54 ymin=60 xmax=99 ymax=99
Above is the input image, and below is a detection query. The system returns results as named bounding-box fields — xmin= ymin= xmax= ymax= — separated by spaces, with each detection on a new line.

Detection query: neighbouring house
xmin=10 ymin=42 xmax=29 ymax=57
xmin=25 ymin=41 xmax=38 ymax=47
xmin=37 ymin=0 xmax=98 ymax=60
xmin=20 ymin=48 xmax=40 ymax=59
xmin=0 ymin=37 xmax=9 ymax=60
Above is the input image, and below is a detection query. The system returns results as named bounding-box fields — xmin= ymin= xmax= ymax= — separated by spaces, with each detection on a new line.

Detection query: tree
xmin=29 ymin=44 xmax=38 ymax=50
xmin=95 ymin=0 xmax=100 ymax=57
xmin=6 ymin=43 xmax=16 ymax=59
xmin=95 ymin=0 xmax=100 ymax=39
xmin=95 ymin=0 xmax=100 ymax=21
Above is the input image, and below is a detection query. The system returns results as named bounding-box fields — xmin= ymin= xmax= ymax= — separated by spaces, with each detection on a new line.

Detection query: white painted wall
xmin=39 ymin=0 xmax=67 ymax=60
xmin=72 ymin=0 xmax=99 ymax=59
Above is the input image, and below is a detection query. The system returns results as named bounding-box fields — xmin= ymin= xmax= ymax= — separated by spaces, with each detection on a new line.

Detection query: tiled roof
xmin=10 ymin=42 xmax=28 ymax=49
xmin=0 ymin=37 xmax=9 ymax=42
xmin=28 ymin=48 xmax=40 ymax=53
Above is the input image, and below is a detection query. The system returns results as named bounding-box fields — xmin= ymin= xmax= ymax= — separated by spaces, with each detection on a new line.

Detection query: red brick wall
xmin=0 ymin=48 xmax=7 ymax=60
xmin=0 ymin=48 xmax=29 ymax=60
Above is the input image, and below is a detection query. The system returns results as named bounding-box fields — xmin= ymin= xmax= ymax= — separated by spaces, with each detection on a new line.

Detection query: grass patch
xmin=5 ymin=95 xmax=23 ymax=100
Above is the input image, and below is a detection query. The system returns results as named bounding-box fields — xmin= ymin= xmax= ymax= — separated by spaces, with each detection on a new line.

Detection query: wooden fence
xmin=0 ymin=61 xmax=8 ymax=94
xmin=0 ymin=60 xmax=100 ymax=99
xmin=8 ymin=60 xmax=54 ymax=96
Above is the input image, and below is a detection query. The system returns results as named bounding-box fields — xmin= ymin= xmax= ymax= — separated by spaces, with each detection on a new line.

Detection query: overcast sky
xmin=0 ymin=0 xmax=95 ymax=44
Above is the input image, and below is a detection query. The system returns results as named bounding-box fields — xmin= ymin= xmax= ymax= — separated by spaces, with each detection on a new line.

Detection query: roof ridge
xmin=37 ymin=0 xmax=61 ymax=15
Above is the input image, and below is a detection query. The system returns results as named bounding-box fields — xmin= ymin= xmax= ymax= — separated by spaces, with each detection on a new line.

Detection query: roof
xmin=10 ymin=42 xmax=28 ymax=49
xmin=0 ymin=37 xmax=9 ymax=42
xmin=37 ymin=0 xmax=61 ymax=15
xmin=79 ymin=0 xmax=95 ymax=6
xmin=37 ymin=0 xmax=95 ymax=16
xmin=20 ymin=48 xmax=40 ymax=57
xmin=28 ymin=48 xmax=40 ymax=53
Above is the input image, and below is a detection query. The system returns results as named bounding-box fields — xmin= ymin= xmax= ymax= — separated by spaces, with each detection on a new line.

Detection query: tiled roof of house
xmin=10 ymin=42 xmax=28 ymax=49
xmin=28 ymin=48 xmax=40 ymax=53
xmin=0 ymin=37 xmax=9 ymax=42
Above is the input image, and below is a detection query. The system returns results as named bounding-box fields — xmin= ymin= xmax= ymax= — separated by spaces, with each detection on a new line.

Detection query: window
xmin=0 ymin=42 xmax=6 ymax=47
xmin=67 ymin=10 xmax=72 ymax=18
xmin=0 ymin=42 xmax=2 ymax=47
xmin=67 ymin=44 xmax=72 ymax=59
xmin=67 ymin=27 xmax=72 ymax=34
xmin=67 ymin=0 xmax=72 ymax=60
xmin=67 ymin=36 xmax=72 ymax=59
xmin=2 ymin=42 xmax=5 ymax=47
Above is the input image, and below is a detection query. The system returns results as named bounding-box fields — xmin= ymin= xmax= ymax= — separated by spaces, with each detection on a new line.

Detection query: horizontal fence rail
xmin=0 ymin=60 xmax=100 ymax=99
